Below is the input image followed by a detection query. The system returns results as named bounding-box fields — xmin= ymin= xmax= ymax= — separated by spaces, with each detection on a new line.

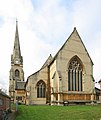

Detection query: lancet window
xmin=15 ymin=69 xmax=20 ymax=78
xmin=37 ymin=80 xmax=46 ymax=98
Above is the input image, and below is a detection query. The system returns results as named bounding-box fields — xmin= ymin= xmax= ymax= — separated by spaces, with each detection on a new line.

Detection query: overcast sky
xmin=0 ymin=0 xmax=101 ymax=93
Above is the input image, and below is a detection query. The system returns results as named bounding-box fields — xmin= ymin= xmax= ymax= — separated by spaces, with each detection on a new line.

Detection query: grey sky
xmin=0 ymin=0 xmax=101 ymax=92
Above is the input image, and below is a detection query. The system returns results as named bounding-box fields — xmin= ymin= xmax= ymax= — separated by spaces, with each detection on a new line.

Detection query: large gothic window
xmin=15 ymin=69 xmax=20 ymax=78
xmin=37 ymin=80 xmax=46 ymax=98
xmin=68 ymin=56 xmax=83 ymax=91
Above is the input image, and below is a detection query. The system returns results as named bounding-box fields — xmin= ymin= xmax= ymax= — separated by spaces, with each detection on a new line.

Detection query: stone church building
xmin=9 ymin=21 xmax=97 ymax=105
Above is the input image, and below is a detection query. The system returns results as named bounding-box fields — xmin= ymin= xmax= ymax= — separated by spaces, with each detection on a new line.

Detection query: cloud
xmin=0 ymin=0 xmax=34 ymax=93
xmin=72 ymin=0 xmax=101 ymax=37
xmin=0 ymin=0 xmax=101 ymax=93
xmin=71 ymin=0 xmax=101 ymax=87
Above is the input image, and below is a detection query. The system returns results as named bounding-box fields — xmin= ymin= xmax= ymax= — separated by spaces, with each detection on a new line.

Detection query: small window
xmin=15 ymin=69 xmax=20 ymax=78
xmin=17 ymin=96 xmax=22 ymax=100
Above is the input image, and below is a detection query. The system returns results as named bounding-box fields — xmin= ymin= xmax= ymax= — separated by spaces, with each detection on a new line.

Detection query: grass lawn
xmin=15 ymin=105 xmax=101 ymax=120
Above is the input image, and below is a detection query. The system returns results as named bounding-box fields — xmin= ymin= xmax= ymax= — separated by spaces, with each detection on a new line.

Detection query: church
xmin=9 ymin=21 xmax=98 ymax=105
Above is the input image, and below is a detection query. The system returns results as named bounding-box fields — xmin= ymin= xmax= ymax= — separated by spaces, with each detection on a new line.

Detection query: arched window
xmin=68 ymin=56 xmax=83 ymax=91
xmin=15 ymin=69 xmax=20 ymax=78
xmin=37 ymin=80 xmax=46 ymax=98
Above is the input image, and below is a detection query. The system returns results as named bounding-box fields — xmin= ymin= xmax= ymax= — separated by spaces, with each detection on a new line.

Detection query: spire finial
xmin=16 ymin=18 xmax=18 ymax=28
xmin=16 ymin=18 xmax=18 ymax=23
xmin=15 ymin=19 xmax=18 ymax=35
xmin=74 ymin=27 xmax=76 ymax=30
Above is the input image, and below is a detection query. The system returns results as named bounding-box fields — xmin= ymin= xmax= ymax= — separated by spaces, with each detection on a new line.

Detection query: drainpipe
xmin=98 ymin=79 xmax=101 ymax=103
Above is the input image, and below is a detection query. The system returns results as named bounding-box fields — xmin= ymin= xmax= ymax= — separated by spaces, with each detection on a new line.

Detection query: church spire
xmin=13 ymin=20 xmax=21 ymax=57
xmin=11 ymin=20 xmax=23 ymax=65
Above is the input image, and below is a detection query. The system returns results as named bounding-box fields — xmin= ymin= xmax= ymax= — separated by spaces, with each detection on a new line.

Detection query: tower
xmin=9 ymin=21 xmax=25 ymax=103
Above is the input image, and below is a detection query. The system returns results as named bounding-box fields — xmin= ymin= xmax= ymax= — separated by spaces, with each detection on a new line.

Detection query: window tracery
xmin=68 ymin=56 xmax=83 ymax=91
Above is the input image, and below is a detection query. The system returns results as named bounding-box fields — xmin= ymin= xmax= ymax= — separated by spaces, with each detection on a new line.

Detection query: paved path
xmin=7 ymin=110 xmax=16 ymax=120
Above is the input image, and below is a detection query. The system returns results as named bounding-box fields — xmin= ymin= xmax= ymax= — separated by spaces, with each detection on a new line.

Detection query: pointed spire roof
xmin=11 ymin=20 xmax=23 ymax=65
xmin=13 ymin=20 xmax=21 ymax=58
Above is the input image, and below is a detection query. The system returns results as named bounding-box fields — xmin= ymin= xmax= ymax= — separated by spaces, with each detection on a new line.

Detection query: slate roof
xmin=15 ymin=81 xmax=25 ymax=90
xmin=0 ymin=90 xmax=10 ymax=98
